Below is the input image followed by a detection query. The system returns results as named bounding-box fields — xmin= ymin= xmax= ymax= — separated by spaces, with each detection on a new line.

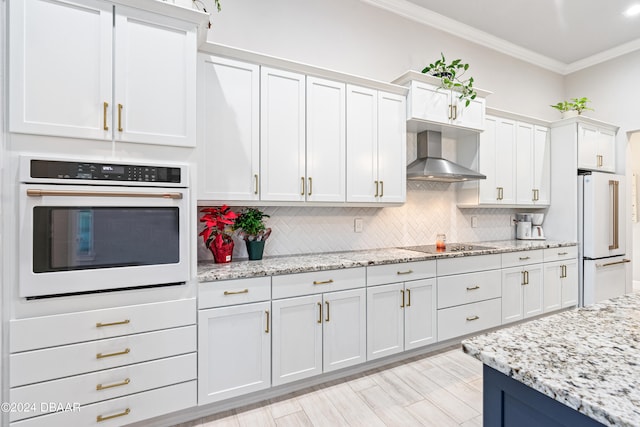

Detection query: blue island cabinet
xmin=483 ymin=365 xmax=605 ymax=427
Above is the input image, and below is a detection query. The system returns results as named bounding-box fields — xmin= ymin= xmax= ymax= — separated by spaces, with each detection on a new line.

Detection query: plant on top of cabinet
xmin=190 ymin=0 xmax=222 ymax=29
xmin=550 ymin=97 xmax=593 ymax=118
xmin=234 ymin=207 xmax=272 ymax=260
xmin=421 ymin=53 xmax=477 ymax=107
xmin=199 ymin=205 xmax=237 ymax=263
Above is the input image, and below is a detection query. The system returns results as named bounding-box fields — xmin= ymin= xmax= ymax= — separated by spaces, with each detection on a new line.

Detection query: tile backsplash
xmin=196 ymin=181 xmax=517 ymax=261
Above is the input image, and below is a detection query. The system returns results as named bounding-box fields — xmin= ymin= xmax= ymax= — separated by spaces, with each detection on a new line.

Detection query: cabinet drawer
xmin=10 ymin=353 xmax=196 ymax=422
xmin=501 ymin=250 xmax=543 ymax=268
xmin=10 ymin=380 xmax=196 ymax=427
xmin=272 ymin=268 xmax=365 ymax=299
xmin=199 ymin=277 xmax=271 ymax=309
xmin=437 ymin=254 xmax=501 ymax=276
xmin=437 ymin=298 xmax=502 ymax=342
xmin=437 ymin=270 xmax=501 ymax=309
xmin=11 ymin=326 xmax=196 ymax=387
xmin=367 ymin=261 xmax=436 ymax=287
xmin=543 ymin=246 xmax=577 ymax=263
xmin=11 ymin=298 xmax=196 ymax=353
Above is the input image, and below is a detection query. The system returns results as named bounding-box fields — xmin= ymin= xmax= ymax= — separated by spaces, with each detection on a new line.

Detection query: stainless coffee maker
xmin=516 ymin=213 xmax=545 ymax=240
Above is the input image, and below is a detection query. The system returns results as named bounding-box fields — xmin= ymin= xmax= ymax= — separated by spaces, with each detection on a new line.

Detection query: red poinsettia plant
xmin=199 ymin=205 xmax=238 ymax=250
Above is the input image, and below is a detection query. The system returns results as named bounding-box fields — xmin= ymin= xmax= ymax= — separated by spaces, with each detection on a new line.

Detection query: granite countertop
xmin=198 ymin=239 xmax=576 ymax=282
xmin=462 ymin=292 xmax=640 ymax=427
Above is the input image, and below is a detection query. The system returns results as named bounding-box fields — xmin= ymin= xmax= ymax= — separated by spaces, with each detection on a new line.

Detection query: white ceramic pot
xmin=561 ymin=110 xmax=579 ymax=119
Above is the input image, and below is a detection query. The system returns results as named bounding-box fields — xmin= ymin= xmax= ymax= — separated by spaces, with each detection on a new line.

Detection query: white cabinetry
xmin=577 ymin=122 xmax=617 ymax=172
xmin=542 ymin=246 xmax=579 ymax=311
xmin=271 ymin=269 xmax=366 ymax=386
xmin=516 ymin=123 xmax=551 ymax=205
xmin=501 ymin=250 xmax=544 ymax=324
xmin=196 ymin=55 xmax=260 ymax=201
xmin=9 ymin=0 xmax=199 ymax=146
xmin=346 ymin=86 xmax=406 ymax=203
xmin=9 ymin=299 xmax=197 ymax=424
xmin=198 ymin=277 xmax=271 ymax=405
xmin=366 ymin=261 xmax=437 ymax=360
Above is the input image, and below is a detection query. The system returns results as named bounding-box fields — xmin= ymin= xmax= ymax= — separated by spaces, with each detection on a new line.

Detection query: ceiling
xmin=364 ymin=0 xmax=640 ymax=74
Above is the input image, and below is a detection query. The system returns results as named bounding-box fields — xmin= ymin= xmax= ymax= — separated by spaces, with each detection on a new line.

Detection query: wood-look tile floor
xmin=175 ymin=346 xmax=483 ymax=427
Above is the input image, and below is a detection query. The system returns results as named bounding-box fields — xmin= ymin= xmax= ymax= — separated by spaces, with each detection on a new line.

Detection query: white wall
xmin=630 ymin=132 xmax=640 ymax=284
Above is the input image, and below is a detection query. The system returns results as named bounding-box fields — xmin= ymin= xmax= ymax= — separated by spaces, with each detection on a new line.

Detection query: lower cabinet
xmin=366 ymin=278 xmax=437 ymax=361
xmin=502 ymin=264 xmax=544 ymax=324
xmin=543 ymin=259 xmax=579 ymax=312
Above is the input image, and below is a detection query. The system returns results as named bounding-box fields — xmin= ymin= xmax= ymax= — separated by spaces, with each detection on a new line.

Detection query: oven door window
xmin=32 ymin=207 xmax=180 ymax=273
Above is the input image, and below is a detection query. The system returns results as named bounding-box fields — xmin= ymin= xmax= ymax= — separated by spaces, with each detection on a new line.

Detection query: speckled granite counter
xmin=198 ymin=239 xmax=576 ymax=282
xmin=463 ymin=292 xmax=640 ymax=427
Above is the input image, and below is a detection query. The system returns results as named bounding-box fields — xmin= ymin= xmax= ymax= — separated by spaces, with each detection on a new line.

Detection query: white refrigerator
xmin=578 ymin=172 xmax=629 ymax=305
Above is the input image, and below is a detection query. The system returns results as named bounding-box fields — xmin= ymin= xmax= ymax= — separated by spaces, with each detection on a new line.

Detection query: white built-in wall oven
xmin=18 ymin=156 xmax=190 ymax=299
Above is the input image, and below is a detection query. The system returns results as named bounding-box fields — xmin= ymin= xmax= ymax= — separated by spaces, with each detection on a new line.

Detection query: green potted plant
xmin=422 ymin=52 xmax=477 ymax=107
xmin=199 ymin=205 xmax=237 ymax=263
xmin=234 ymin=207 xmax=272 ymax=260
xmin=550 ymin=97 xmax=593 ymax=118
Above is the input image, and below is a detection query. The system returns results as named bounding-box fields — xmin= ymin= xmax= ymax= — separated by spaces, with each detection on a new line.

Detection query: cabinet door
xmin=114 ymin=7 xmax=197 ymax=146
xmin=452 ymin=96 xmax=485 ymax=131
xmin=346 ymin=85 xmax=378 ymax=203
xmin=404 ymin=279 xmax=437 ymax=350
xmin=272 ymin=295 xmax=322 ymax=386
xmin=377 ymin=91 xmax=407 ymax=203
xmin=306 ymin=77 xmax=346 ymax=202
xmin=532 ymin=125 xmax=551 ymax=205
xmin=561 ymin=260 xmax=579 ymax=308
xmin=9 ymin=0 xmax=113 ymax=140
xmin=522 ymin=265 xmax=543 ymax=318
xmin=198 ymin=302 xmax=270 ymax=404
xmin=480 ymin=117 xmax=516 ymax=204
xmin=577 ymin=123 xmax=598 ymax=170
xmin=501 ymin=267 xmax=524 ymax=324
xmin=322 ymin=289 xmax=366 ymax=373
xmin=543 ymin=262 xmax=563 ymax=313
xmin=367 ymin=283 xmax=404 ymax=360
xmin=409 ymin=81 xmax=451 ymax=124
xmin=197 ymin=56 xmax=260 ymax=201
xmin=598 ymin=128 xmax=616 ymax=173
xmin=516 ymin=121 xmax=535 ymax=205
xmin=260 ymin=67 xmax=306 ymax=202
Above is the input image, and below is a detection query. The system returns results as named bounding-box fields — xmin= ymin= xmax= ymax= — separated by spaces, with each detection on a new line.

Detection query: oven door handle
xmin=26 ymin=189 xmax=183 ymax=199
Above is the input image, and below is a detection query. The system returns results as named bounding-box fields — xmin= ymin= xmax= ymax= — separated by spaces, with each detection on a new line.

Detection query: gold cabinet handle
xmin=406 ymin=289 xmax=411 ymax=307
xmin=254 ymin=174 xmax=259 ymax=195
xmin=374 ymin=180 xmax=379 ymax=197
xmin=452 ymin=104 xmax=457 ymax=120
xmin=400 ymin=289 xmax=405 ymax=308
xmin=223 ymin=288 xmax=249 ymax=295
xmin=380 ymin=181 xmax=384 ymax=197
xmin=519 ymin=256 xmax=530 ymax=261
xmin=521 ymin=270 xmax=529 ymax=285
xmin=117 ymin=103 xmax=123 ymax=132
xmin=97 ymin=408 xmax=130 ymax=423
xmin=325 ymin=301 xmax=330 ymax=322
xmin=96 ymin=348 xmax=130 ymax=359
xmin=609 ymin=180 xmax=619 ymax=250
xmin=397 ymin=270 xmax=413 ymax=275
xmin=558 ymin=252 xmax=568 ymax=256
xmin=466 ymin=315 xmax=480 ymax=321
xmin=448 ymin=104 xmax=453 ymax=120
xmin=560 ymin=265 xmax=567 ymax=279
xmin=103 ymin=101 xmax=109 ymax=131
xmin=301 ymin=177 xmax=305 ymax=196
xmin=532 ymin=189 xmax=539 ymax=201
xmin=96 ymin=378 xmax=130 ymax=391
xmin=466 ymin=285 xmax=480 ymax=291
xmin=497 ymin=187 xmax=504 ymax=200
xmin=96 ymin=319 xmax=130 ymax=328
xmin=313 ymin=279 xmax=334 ymax=285
xmin=317 ymin=302 xmax=322 ymax=324
xmin=308 ymin=177 xmax=312 ymax=196
xmin=597 ymin=154 xmax=603 ymax=167
xmin=265 ymin=310 xmax=270 ymax=333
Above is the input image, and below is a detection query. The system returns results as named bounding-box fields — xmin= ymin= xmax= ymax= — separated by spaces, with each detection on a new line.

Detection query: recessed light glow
xmin=624 ymin=4 xmax=640 ymax=17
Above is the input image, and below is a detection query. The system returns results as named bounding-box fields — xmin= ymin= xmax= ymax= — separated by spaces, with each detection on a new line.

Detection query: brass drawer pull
xmin=96 ymin=378 xmax=130 ymax=391
xmin=97 ymin=408 xmax=130 ymax=423
xmin=325 ymin=301 xmax=330 ymax=322
xmin=103 ymin=101 xmax=109 ymax=131
xmin=224 ymin=288 xmax=249 ymax=295
xmin=400 ymin=290 xmax=405 ymax=308
xmin=301 ymin=177 xmax=305 ymax=196
xmin=379 ymin=181 xmax=384 ymax=197
xmin=374 ymin=180 xmax=379 ymax=197
xmin=265 ymin=310 xmax=270 ymax=333
xmin=117 ymin=103 xmax=123 ymax=132
xmin=397 ymin=270 xmax=413 ymax=275
xmin=96 ymin=319 xmax=130 ymax=328
xmin=313 ymin=279 xmax=334 ymax=285
xmin=308 ymin=177 xmax=312 ymax=196
xmin=519 ymin=256 xmax=530 ymax=261
xmin=254 ymin=174 xmax=259 ymax=195
xmin=96 ymin=348 xmax=130 ymax=359
xmin=406 ymin=289 xmax=411 ymax=307
xmin=558 ymin=252 xmax=568 ymax=256
xmin=317 ymin=302 xmax=322 ymax=324
xmin=466 ymin=315 xmax=479 ymax=321
xmin=466 ymin=285 xmax=480 ymax=291
xmin=521 ymin=270 xmax=529 ymax=285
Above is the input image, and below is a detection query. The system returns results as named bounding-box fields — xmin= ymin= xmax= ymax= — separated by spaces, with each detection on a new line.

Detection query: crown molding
xmin=362 ymin=0 xmax=640 ymax=76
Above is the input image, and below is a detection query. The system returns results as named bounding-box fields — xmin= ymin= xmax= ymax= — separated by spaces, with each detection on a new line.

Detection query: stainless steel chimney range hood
xmin=407 ymin=131 xmax=486 ymax=183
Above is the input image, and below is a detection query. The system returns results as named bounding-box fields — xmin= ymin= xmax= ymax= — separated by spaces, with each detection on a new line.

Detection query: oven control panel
xmin=27 ymin=159 xmax=182 ymax=184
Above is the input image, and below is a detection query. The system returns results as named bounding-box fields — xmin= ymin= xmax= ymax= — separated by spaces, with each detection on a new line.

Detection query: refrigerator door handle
xmin=609 ymin=180 xmax=619 ymax=250
xmin=596 ymin=259 xmax=631 ymax=268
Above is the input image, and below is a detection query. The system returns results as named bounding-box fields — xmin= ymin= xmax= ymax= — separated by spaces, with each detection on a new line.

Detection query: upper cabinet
xmin=577 ymin=122 xmax=617 ymax=173
xmin=9 ymin=0 xmax=203 ymax=147
xmin=516 ymin=123 xmax=551 ymax=205
xmin=392 ymin=71 xmax=490 ymax=135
